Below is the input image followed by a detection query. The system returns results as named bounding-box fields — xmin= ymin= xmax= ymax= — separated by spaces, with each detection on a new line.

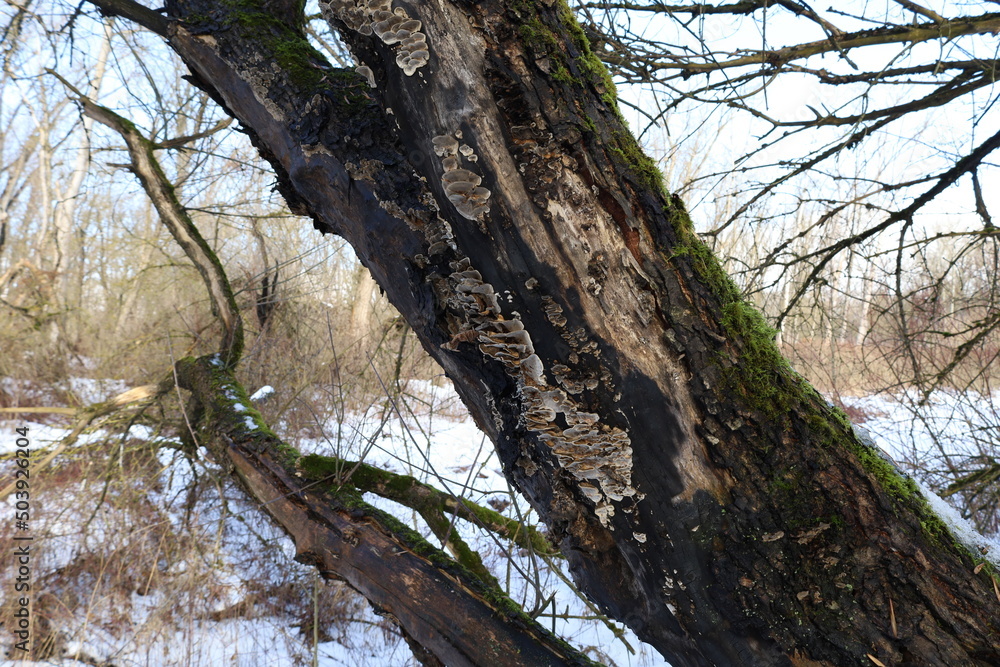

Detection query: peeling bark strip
xmin=172 ymin=355 xmax=597 ymax=667
xmin=88 ymin=0 xmax=1000 ymax=664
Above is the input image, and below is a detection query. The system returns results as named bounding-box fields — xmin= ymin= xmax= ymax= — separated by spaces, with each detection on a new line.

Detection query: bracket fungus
xmin=355 ymin=65 xmax=376 ymax=87
xmin=320 ymin=0 xmax=430 ymax=75
xmin=439 ymin=250 xmax=636 ymax=525
xmin=431 ymin=133 xmax=492 ymax=221
xmin=412 ymin=130 xmax=634 ymax=527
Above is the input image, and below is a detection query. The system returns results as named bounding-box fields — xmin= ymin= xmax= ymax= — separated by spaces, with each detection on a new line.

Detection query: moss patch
xmin=193 ymin=356 xmax=295 ymax=462
xmin=184 ymin=0 xmax=329 ymax=89
xmin=608 ymin=129 xmax=668 ymax=198
xmin=664 ymin=198 xmax=792 ymax=416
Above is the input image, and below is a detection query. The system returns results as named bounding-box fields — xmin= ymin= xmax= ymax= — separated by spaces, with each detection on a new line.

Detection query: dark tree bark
xmin=87 ymin=0 xmax=1000 ymax=665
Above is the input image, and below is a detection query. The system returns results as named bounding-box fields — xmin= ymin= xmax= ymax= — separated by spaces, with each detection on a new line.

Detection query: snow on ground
xmin=0 ymin=421 xmax=74 ymax=456
xmin=0 ymin=377 xmax=665 ymax=666
xmin=2 ymin=381 xmax=998 ymax=666
xmin=291 ymin=378 xmax=666 ymax=666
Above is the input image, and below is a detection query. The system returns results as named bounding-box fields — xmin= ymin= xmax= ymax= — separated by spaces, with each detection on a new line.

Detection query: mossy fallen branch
xmin=172 ymin=354 xmax=599 ymax=666
xmin=298 ymin=453 xmax=559 ymax=584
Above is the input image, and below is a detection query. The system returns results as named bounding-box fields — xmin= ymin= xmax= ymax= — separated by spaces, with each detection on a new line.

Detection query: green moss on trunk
xmin=182 ymin=0 xmax=328 ymax=89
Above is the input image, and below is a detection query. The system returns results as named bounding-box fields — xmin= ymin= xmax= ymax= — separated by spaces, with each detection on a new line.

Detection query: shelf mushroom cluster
xmin=321 ymin=0 xmax=430 ymax=76
xmin=441 ymin=259 xmax=636 ymax=527
xmin=432 ymin=134 xmax=492 ymax=221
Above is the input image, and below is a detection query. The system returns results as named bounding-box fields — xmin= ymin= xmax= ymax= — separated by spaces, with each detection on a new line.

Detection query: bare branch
xmin=892 ymin=0 xmax=946 ymax=24
xmin=60 ymin=86 xmax=245 ymax=365
xmin=85 ymin=0 xmax=169 ymax=37
xmin=660 ymin=15 xmax=1000 ymax=74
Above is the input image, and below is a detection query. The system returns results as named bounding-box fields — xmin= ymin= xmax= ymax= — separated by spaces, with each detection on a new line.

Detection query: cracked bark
xmin=87 ymin=0 xmax=1000 ymax=664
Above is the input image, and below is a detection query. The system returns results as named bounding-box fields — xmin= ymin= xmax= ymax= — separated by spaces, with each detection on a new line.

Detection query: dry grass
xmin=0 ymin=425 xmax=388 ymax=663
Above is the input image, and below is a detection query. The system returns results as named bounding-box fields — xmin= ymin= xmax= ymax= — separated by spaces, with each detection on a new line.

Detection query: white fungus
xmin=431 ymin=133 xmax=491 ymax=220
xmin=321 ymin=1 xmax=430 ymax=76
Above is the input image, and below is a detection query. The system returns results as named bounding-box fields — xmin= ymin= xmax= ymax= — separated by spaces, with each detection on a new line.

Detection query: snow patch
xmin=251 ymin=385 xmax=275 ymax=402
xmin=917 ymin=480 xmax=1000 ymax=569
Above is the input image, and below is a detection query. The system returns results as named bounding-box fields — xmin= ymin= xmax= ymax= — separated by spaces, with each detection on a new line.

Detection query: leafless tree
xmin=5 ymin=0 xmax=1000 ymax=665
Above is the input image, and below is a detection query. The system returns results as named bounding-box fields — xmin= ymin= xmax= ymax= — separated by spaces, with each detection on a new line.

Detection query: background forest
xmin=2 ymin=0 xmax=1000 ymax=665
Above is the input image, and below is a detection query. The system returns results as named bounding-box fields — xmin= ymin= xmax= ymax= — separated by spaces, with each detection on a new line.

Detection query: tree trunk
xmin=349 ymin=264 xmax=378 ymax=340
xmin=90 ymin=0 xmax=1000 ymax=664
xmin=74 ymin=98 xmax=599 ymax=666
